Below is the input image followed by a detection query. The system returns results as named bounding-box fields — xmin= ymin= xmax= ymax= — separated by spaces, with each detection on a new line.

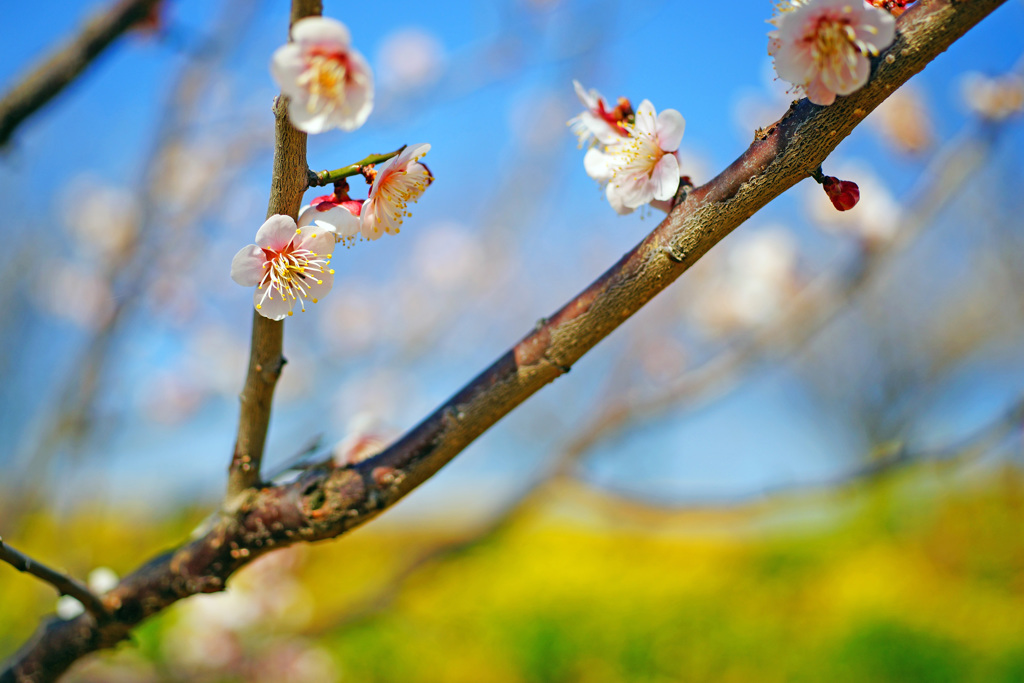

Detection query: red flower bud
xmin=822 ymin=176 xmax=860 ymax=211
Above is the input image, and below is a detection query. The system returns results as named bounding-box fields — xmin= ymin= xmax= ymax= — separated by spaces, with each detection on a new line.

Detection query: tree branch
xmin=0 ymin=538 xmax=108 ymax=622
xmin=1 ymin=1 xmax=1006 ymax=680
xmin=0 ymin=0 xmax=161 ymax=147
xmin=226 ymin=0 xmax=322 ymax=501
xmin=307 ymin=146 xmax=406 ymax=187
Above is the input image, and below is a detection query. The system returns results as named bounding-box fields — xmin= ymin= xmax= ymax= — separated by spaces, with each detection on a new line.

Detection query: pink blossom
xmin=821 ymin=176 xmax=861 ymax=211
xmin=231 ymin=215 xmax=335 ymax=320
xmin=360 ymin=143 xmax=433 ymax=240
xmin=769 ymin=0 xmax=896 ymax=106
xmin=583 ymin=100 xmax=685 ymax=214
xmin=567 ymin=80 xmax=630 ymax=149
xmin=298 ymin=194 xmax=363 ymax=243
xmin=270 ymin=17 xmax=374 ymax=133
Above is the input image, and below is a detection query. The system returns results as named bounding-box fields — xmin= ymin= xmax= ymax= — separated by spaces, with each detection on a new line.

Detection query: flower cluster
xmin=769 ymin=0 xmax=896 ymax=106
xmin=298 ymin=143 xmax=433 ymax=243
xmin=571 ymin=82 xmax=687 ymax=215
xmin=234 ymin=17 xmax=435 ymax=318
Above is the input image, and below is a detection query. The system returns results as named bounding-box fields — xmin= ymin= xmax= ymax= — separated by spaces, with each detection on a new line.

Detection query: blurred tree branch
xmin=0 ymin=1 xmax=1007 ymax=680
xmin=0 ymin=0 xmax=162 ymax=147
xmin=0 ymin=538 xmax=107 ymax=622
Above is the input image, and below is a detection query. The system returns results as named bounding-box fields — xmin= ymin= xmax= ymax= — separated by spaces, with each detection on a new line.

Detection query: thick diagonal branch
xmin=1 ymin=1 xmax=1006 ymax=681
xmin=0 ymin=0 xmax=161 ymax=147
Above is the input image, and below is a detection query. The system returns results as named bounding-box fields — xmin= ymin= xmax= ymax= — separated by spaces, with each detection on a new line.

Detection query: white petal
xmin=360 ymin=200 xmax=385 ymax=240
xmin=301 ymin=269 xmax=334 ymax=303
xmin=269 ymin=44 xmax=305 ymax=93
xmin=231 ymin=245 xmax=267 ymax=287
xmin=333 ymin=48 xmax=374 ymax=131
xmin=606 ymin=183 xmax=634 ymax=215
xmin=291 ymin=16 xmax=351 ymax=48
xmin=295 ymin=226 xmax=337 ymax=256
xmin=254 ymin=287 xmax=294 ymax=321
xmin=656 ymin=109 xmax=685 ymax=152
xmin=632 ymin=100 xmax=657 ymax=136
xmin=583 ymin=147 xmax=614 ymax=181
xmin=651 ymin=154 xmax=681 ymax=202
xmin=287 ymin=97 xmax=333 ymax=135
xmin=255 ymin=215 xmax=297 ymax=250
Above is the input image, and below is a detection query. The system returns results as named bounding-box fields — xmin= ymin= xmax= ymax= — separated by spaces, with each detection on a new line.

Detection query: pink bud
xmin=822 ymin=176 xmax=860 ymax=211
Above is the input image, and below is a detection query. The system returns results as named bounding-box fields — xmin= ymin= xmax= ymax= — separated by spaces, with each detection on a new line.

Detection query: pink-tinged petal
xmin=360 ymin=200 xmax=385 ymax=240
xmin=584 ymin=147 xmax=614 ymax=181
xmin=656 ymin=109 xmax=685 ymax=151
xmin=651 ymin=154 xmax=681 ymax=202
xmin=287 ymin=98 xmax=332 ymax=135
xmin=300 ymin=269 xmax=334 ymax=303
xmin=231 ymin=245 xmax=267 ymax=287
xmin=311 ymin=206 xmax=360 ymax=239
xmin=828 ymin=54 xmax=870 ymax=96
xmin=291 ymin=16 xmax=350 ymax=48
xmin=605 ymin=183 xmax=634 ymax=215
xmin=632 ymin=100 xmax=657 ymax=136
xmin=773 ymin=41 xmax=816 ymax=86
xmin=295 ymin=226 xmax=337 ymax=256
xmin=254 ymin=287 xmax=294 ymax=321
xmin=857 ymin=9 xmax=896 ymax=52
xmin=402 ymin=142 xmax=432 ymax=162
xmin=573 ymin=79 xmax=599 ymax=110
xmin=616 ymin=172 xmax=652 ymax=209
xmin=650 ymin=198 xmax=674 ymax=214
xmin=805 ymin=77 xmax=836 ymax=106
xmin=269 ymin=44 xmax=305 ymax=92
xmin=255 ymin=214 xmax=298 ymax=250
xmin=332 ymin=48 xmax=374 ymax=131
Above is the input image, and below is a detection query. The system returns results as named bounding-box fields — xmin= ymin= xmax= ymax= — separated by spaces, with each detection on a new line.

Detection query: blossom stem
xmin=307 ymin=145 xmax=407 ymax=187
xmin=0 ymin=536 xmax=109 ymax=621
xmin=810 ymin=166 xmax=827 ymax=184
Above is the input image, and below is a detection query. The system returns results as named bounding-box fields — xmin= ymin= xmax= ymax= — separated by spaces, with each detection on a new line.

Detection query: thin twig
xmin=226 ymin=0 xmax=323 ymax=502
xmin=307 ymin=146 xmax=406 ymax=187
xmin=0 ymin=537 xmax=108 ymax=621
xmin=0 ymin=0 xmax=161 ymax=147
xmin=0 ymin=3 xmax=1006 ymax=681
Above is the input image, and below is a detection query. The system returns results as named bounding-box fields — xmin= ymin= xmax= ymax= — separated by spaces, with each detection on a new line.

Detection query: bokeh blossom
xmin=231 ymin=215 xmax=335 ymax=320
xmin=271 ymin=16 xmax=373 ymax=133
xmin=360 ymin=143 xmax=433 ymax=240
xmin=769 ymin=0 xmax=896 ymax=106
xmin=568 ymin=80 xmax=631 ymax=149
xmin=583 ymin=100 xmax=685 ymax=214
xmin=298 ymin=194 xmax=363 ymax=243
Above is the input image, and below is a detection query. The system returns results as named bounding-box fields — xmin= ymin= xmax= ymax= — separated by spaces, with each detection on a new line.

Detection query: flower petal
xmin=295 ymin=226 xmax=337 ymax=256
xmin=606 ymin=182 xmax=634 ymax=215
xmin=651 ymin=153 xmax=681 ymax=202
xmin=584 ymin=147 xmax=614 ymax=181
xmin=291 ymin=16 xmax=351 ymax=48
xmin=301 ymin=268 xmax=334 ymax=303
xmin=231 ymin=245 xmax=267 ymax=287
xmin=254 ymin=286 xmax=294 ymax=321
xmin=255 ymin=214 xmax=298 ymax=250
xmin=656 ymin=109 xmax=686 ymax=152
xmin=632 ymin=100 xmax=657 ymax=136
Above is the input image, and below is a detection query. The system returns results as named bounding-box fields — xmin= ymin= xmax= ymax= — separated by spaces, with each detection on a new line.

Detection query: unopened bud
xmin=822 ymin=176 xmax=860 ymax=211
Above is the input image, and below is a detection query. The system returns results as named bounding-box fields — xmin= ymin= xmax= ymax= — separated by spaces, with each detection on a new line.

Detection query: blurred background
xmin=1 ymin=0 xmax=1024 ymax=680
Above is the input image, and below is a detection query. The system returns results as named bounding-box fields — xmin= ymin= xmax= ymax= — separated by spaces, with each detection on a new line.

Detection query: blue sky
xmin=1 ymin=0 xmax=1023 ymax=515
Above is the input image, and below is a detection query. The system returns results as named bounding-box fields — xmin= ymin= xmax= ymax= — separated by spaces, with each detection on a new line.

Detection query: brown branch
xmin=226 ymin=0 xmax=322 ymax=501
xmin=0 ymin=1 xmax=1005 ymax=680
xmin=0 ymin=537 xmax=108 ymax=622
xmin=0 ymin=0 xmax=161 ymax=147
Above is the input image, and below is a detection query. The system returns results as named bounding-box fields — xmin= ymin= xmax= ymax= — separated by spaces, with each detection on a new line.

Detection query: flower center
xmin=298 ymin=52 xmax=349 ymax=114
xmin=809 ymin=15 xmax=877 ymax=66
xmin=373 ymin=164 xmax=431 ymax=232
xmin=256 ymin=235 xmax=333 ymax=314
xmin=610 ymin=124 xmax=663 ymax=181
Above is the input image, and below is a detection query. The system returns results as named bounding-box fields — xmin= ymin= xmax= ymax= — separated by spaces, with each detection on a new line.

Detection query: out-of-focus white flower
xmin=231 ymin=215 xmax=335 ymax=320
xmin=62 ymin=177 xmax=139 ymax=261
xmin=961 ymin=72 xmax=1024 ymax=121
xmin=568 ymin=80 xmax=631 ymax=149
xmin=377 ymin=27 xmax=444 ymax=90
xmin=35 ymin=261 xmax=115 ymax=329
xmin=806 ymin=162 xmax=900 ymax=246
xmin=769 ymin=0 xmax=895 ymax=106
xmin=87 ymin=567 xmax=119 ymax=594
xmin=690 ymin=228 xmax=801 ymax=336
xmin=271 ymin=16 xmax=373 ymax=133
xmin=360 ymin=143 xmax=433 ymax=240
xmin=56 ymin=595 xmax=85 ymax=620
xmin=869 ymin=85 xmax=933 ymax=154
xmin=298 ymin=194 xmax=363 ymax=243
xmin=332 ymin=412 xmax=389 ymax=467
xmin=583 ymin=99 xmax=686 ymax=214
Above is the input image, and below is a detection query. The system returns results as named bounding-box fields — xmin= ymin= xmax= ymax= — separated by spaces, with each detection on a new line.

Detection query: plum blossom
xmin=821 ymin=176 xmax=860 ymax=211
xmin=567 ymin=80 xmax=631 ymax=149
xmin=583 ymin=100 xmax=686 ymax=214
xmin=360 ymin=143 xmax=433 ymax=240
xmin=298 ymin=194 xmax=363 ymax=243
xmin=769 ymin=0 xmax=896 ymax=106
xmin=231 ymin=215 xmax=335 ymax=320
xmin=270 ymin=16 xmax=373 ymax=133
